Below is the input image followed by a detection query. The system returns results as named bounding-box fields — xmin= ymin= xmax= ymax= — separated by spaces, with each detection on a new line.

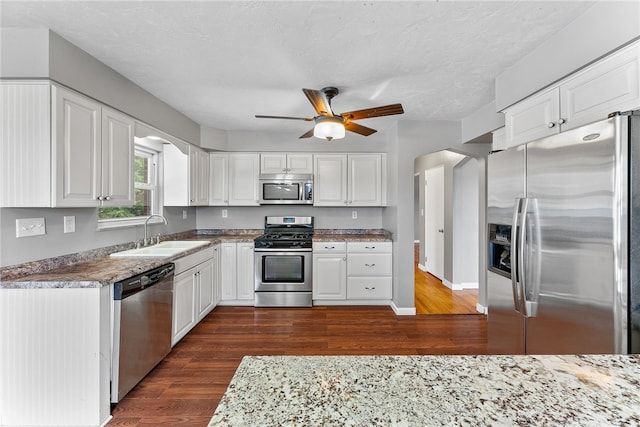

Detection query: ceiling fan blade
xmin=341 ymin=103 xmax=404 ymax=121
xmin=255 ymin=115 xmax=313 ymax=121
xmin=302 ymin=88 xmax=333 ymax=116
xmin=345 ymin=121 xmax=377 ymax=136
xmin=298 ymin=128 xmax=315 ymax=139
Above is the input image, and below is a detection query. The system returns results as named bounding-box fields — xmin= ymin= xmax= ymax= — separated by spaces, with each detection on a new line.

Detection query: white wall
xmin=452 ymin=157 xmax=479 ymax=287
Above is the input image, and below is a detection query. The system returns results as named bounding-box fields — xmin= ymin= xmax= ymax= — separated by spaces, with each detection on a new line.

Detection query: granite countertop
xmin=209 ymin=354 xmax=640 ymax=426
xmin=313 ymin=229 xmax=392 ymax=243
xmin=0 ymin=230 xmax=262 ymax=289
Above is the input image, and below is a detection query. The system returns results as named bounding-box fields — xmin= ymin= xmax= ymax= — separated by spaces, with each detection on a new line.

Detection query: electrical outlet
xmin=63 ymin=216 xmax=76 ymax=233
xmin=16 ymin=217 xmax=46 ymax=238
xmin=352 ymin=211 xmax=357 ymax=219
xmin=222 ymin=209 xmax=228 ymax=218
xmin=182 ymin=210 xmax=187 ymax=219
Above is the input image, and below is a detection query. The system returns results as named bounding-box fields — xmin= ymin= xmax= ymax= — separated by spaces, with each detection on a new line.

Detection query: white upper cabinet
xmin=228 ymin=153 xmax=260 ymax=206
xmin=260 ymin=153 xmax=313 ymax=174
xmin=209 ymin=153 xmax=259 ymax=206
xmin=164 ymin=142 xmax=209 ymax=206
xmin=0 ymin=82 xmax=134 ymax=207
xmin=100 ymin=107 xmax=135 ymax=206
xmin=208 ymin=153 xmax=229 ymax=205
xmin=504 ymin=41 xmax=640 ymax=148
xmin=314 ymin=154 xmax=386 ymax=207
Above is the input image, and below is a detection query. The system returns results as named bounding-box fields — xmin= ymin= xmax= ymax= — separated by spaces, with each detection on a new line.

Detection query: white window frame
xmin=97 ymin=139 xmax=164 ymax=230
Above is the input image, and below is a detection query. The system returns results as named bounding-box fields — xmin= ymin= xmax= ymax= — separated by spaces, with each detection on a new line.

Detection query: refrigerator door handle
xmin=517 ymin=197 xmax=530 ymax=316
xmin=511 ymin=198 xmax=524 ymax=313
xmin=523 ymin=198 xmax=541 ymax=318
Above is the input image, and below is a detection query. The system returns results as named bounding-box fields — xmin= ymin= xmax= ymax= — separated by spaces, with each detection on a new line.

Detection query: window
xmin=98 ymin=141 xmax=162 ymax=229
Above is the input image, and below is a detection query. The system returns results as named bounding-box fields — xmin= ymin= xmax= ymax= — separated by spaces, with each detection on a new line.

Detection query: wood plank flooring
xmin=108 ymin=306 xmax=487 ymax=426
xmin=414 ymin=243 xmax=479 ymax=315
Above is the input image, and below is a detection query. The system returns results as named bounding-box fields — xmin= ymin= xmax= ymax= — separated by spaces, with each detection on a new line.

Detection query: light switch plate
xmin=222 ymin=209 xmax=228 ymax=218
xmin=352 ymin=211 xmax=357 ymax=219
xmin=64 ymin=216 xmax=76 ymax=233
xmin=16 ymin=217 xmax=46 ymax=238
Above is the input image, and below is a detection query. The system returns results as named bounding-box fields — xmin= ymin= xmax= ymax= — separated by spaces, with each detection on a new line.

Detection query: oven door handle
xmin=254 ymin=248 xmax=312 ymax=253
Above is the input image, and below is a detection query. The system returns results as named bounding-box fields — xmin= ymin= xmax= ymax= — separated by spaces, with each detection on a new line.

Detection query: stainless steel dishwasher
xmin=111 ymin=263 xmax=175 ymax=404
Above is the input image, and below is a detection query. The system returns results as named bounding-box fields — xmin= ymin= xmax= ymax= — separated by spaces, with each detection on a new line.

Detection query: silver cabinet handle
xmin=547 ymin=122 xmax=556 ymax=128
xmin=438 ymin=229 xmax=444 ymax=233
xmin=365 ymin=286 xmax=376 ymax=290
xmin=365 ymin=246 xmax=376 ymax=249
xmin=325 ymin=246 xmax=335 ymax=249
xmin=558 ymin=118 xmax=566 ymax=125
xmin=343 ymin=257 xmax=346 ymax=261
xmin=365 ymin=263 xmax=376 ymax=267
xmin=104 ymin=195 xmax=111 ymax=201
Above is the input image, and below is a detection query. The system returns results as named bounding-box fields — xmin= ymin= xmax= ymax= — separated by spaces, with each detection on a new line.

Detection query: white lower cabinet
xmin=312 ymin=242 xmax=347 ymax=300
xmin=313 ymin=241 xmax=393 ymax=303
xmin=171 ymin=245 xmax=218 ymax=346
xmin=219 ymin=241 xmax=255 ymax=305
xmin=346 ymin=242 xmax=392 ymax=300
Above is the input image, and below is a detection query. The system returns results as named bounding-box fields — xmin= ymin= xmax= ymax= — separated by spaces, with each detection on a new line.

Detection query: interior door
xmin=425 ymin=165 xmax=444 ymax=280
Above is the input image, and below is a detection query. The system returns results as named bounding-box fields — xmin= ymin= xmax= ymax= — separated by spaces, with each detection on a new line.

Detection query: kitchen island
xmin=209 ymin=354 xmax=640 ymax=426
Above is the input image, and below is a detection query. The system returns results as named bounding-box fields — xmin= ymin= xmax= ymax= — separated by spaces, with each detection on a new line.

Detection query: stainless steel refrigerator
xmin=487 ymin=111 xmax=640 ymax=354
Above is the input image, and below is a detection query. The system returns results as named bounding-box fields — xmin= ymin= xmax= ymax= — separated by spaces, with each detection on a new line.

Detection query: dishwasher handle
xmin=114 ymin=263 xmax=175 ymax=300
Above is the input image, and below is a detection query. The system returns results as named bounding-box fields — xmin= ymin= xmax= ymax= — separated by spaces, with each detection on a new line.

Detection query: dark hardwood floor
xmin=108 ymin=306 xmax=487 ymax=426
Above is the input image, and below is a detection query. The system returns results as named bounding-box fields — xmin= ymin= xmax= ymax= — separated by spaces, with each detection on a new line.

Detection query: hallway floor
xmin=414 ymin=243 xmax=478 ymax=314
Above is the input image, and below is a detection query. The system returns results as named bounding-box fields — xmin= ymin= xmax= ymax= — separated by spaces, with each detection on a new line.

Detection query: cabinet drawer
xmin=313 ymin=241 xmax=346 ymax=253
xmin=347 ymin=277 xmax=392 ymax=299
xmin=173 ymin=246 xmax=214 ymax=273
xmin=347 ymin=254 xmax=392 ymax=276
xmin=347 ymin=241 xmax=392 ymax=253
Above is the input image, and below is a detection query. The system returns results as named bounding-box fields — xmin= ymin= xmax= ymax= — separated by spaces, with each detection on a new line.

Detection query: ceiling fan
xmin=255 ymin=87 xmax=404 ymax=141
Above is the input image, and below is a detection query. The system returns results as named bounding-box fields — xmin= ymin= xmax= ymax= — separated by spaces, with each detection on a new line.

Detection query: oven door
xmin=254 ymin=250 xmax=312 ymax=292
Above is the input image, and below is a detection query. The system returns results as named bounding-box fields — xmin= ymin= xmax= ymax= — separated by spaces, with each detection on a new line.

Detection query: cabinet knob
xmin=96 ymin=196 xmax=103 ymax=201
xmin=343 ymin=257 xmax=347 ymax=261
xmin=547 ymin=122 xmax=556 ymax=128
xmin=558 ymin=118 xmax=566 ymax=125
xmin=104 ymin=195 xmax=111 ymax=201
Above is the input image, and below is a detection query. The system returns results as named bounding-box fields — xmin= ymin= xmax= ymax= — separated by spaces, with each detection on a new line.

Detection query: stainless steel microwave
xmin=259 ymin=174 xmax=313 ymax=204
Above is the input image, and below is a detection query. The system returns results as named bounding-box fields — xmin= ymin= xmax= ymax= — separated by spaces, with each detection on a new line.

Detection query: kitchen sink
xmin=110 ymin=240 xmax=210 ymax=258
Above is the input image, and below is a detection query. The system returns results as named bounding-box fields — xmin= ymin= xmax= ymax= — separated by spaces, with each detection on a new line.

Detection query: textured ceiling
xmin=1 ymin=1 xmax=595 ymax=135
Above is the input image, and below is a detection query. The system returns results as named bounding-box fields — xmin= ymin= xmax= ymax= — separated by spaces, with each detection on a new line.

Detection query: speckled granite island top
xmin=209 ymin=355 xmax=640 ymax=426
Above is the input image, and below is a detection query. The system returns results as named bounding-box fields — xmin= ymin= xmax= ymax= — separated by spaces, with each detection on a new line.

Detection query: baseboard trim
xmin=476 ymin=302 xmax=488 ymax=315
xmin=442 ymin=279 xmax=479 ymax=291
xmin=418 ymin=263 xmax=427 ymax=272
xmin=391 ymin=301 xmax=416 ymax=316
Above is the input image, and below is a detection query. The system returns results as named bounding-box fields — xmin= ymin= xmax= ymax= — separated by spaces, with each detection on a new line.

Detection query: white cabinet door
xmin=504 ymin=87 xmax=560 ymax=149
xmin=192 ymin=147 xmax=210 ymax=206
xmin=196 ymin=259 xmax=215 ymax=321
xmin=172 ymin=268 xmax=197 ymax=346
xmin=220 ymin=242 xmax=237 ymax=300
xmin=261 ymin=153 xmax=313 ymax=174
xmin=313 ymin=253 xmax=347 ymax=299
xmin=260 ymin=153 xmax=287 ymax=174
xmin=560 ymin=42 xmax=640 ymax=131
xmin=228 ymin=153 xmax=260 ymax=206
xmin=101 ymin=107 xmax=134 ymax=207
xmin=287 ymin=153 xmax=313 ymax=174
xmin=349 ymin=154 xmax=384 ymax=206
xmin=52 ymin=85 xmax=102 ymax=207
xmin=313 ymin=154 xmax=347 ymax=206
xmin=236 ymin=242 xmax=255 ymax=301
xmin=209 ymin=153 xmax=229 ymax=205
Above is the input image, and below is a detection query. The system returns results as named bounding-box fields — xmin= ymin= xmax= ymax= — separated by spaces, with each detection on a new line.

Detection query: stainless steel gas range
xmin=254 ymin=216 xmax=313 ymax=307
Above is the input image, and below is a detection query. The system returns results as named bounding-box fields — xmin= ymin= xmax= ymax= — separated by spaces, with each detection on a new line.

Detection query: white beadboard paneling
xmin=0 ymin=287 xmax=111 ymax=426
xmin=0 ymin=83 xmax=51 ymax=207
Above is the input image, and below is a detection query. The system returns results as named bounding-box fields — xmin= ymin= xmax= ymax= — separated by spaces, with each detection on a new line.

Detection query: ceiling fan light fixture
xmin=313 ymin=116 xmax=345 ymax=141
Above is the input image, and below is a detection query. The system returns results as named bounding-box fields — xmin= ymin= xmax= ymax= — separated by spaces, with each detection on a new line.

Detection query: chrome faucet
xmin=143 ymin=214 xmax=168 ymax=246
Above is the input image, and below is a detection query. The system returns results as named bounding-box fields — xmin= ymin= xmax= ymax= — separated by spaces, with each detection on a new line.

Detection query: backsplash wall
xmin=0 ymin=206 xmax=196 ymax=268
xmin=196 ymin=206 xmax=384 ymax=230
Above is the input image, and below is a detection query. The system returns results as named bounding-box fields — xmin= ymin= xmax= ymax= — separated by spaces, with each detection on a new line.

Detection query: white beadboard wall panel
xmin=1 ymin=287 xmax=111 ymax=426
xmin=0 ymin=83 xmax=51 ymax=207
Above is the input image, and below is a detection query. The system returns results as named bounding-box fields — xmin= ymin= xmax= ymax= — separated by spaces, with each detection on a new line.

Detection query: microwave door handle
xmin=511 ymin=198 xmax=524 ymax=314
